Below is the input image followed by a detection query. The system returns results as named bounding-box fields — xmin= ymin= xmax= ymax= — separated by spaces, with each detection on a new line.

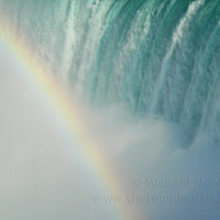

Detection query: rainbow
xmin=0 ymin=13 xmax=145 ymax=220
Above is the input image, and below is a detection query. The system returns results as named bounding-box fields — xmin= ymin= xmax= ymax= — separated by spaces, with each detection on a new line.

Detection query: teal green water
xmin=1 ymin=0 xmax=220 ymax=142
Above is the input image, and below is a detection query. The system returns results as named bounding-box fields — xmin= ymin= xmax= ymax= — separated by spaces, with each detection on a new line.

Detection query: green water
xmin=1 ymin=0 xmax=220 ymax=142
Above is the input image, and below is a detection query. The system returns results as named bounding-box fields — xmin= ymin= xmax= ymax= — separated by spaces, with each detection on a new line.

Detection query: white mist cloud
xmin=79 ymin=105 xmax=220 ymax=220
xmin=0 ymin=41 xmax=109 ymax=220
xmin=0 ymin=39 xmax=220 ymax=220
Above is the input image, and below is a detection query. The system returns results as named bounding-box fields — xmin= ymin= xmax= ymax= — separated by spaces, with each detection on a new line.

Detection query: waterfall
xmin=1 ymin=0 xmax=220 ymax=143
xmin=1 ymin=1 xmax=220 ymax=220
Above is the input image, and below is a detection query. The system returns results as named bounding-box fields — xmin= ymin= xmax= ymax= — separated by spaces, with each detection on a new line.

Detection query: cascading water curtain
xmin=1 ymin=0 xmax=220 ymax=143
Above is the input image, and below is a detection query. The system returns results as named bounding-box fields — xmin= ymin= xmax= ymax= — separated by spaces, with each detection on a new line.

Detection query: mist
xmin=1 ymin=37 xmax=220 ymax=220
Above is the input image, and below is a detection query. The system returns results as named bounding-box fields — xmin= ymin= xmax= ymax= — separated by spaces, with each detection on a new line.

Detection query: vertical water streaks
xmin=1 ymin=0 xmax=220 ymax=142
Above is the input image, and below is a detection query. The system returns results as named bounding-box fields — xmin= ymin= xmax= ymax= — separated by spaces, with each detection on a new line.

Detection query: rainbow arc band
xmin=0 ymin=13 xmax=145 ymax=220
